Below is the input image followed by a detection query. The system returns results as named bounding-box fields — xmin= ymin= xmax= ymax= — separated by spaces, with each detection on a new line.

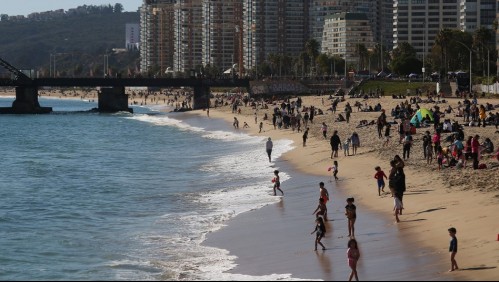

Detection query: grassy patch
xmin=358 ymin=80 xmax=437 ymax=96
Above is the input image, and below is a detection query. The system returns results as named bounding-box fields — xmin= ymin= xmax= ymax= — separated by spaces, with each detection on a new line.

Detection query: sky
xmin=2 ymin=0 xmax=143 ymax=16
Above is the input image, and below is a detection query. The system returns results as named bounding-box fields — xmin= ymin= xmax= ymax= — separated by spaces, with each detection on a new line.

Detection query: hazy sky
xmin=2 ymin=0 xmax=143 ymax=16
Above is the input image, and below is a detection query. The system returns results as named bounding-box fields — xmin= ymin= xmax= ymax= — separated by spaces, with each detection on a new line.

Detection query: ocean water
xmin=0 ymin=97 xmax=296 ymax=281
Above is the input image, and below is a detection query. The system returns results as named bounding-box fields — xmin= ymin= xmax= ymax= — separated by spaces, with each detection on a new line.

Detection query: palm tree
xmin=435 ymin=28 xmax=453 ymax=77
xmin=305 ymin=39 xmax=320 ymax=76
xmin=473 ymin=27 xmax=493 ymax=76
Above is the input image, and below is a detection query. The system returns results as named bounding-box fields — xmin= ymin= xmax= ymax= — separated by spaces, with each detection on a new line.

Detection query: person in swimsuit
xmin=319 ymin=182 xmax=330 ymax=206
xmin=272 ymin=170 xmax=283 ymax=196
xmin=347 ymin=238 xmax=360 ymax=281
xmin=448 ymin=227 xmax=459 ymax=272
xmin=310 ymin=216 xmax=326 ymax=251
xmin=345 ymin=197 xmax=357 ymax=238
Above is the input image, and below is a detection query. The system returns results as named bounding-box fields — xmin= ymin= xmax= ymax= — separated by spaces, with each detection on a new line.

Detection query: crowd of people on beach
xmin=221 ymin=88 xmax=499 ymax=278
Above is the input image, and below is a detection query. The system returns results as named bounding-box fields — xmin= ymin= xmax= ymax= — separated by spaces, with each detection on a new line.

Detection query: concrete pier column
xmin=98 ymin=87 xmax=132 ymax=113
xmin=193 ymin=86 xmax=210 ymax=110
xmin=0 ymin=86 xmax=52 ymax=114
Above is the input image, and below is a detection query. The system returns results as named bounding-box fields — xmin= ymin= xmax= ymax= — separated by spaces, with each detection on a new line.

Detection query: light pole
xmin=454 ymin=40 xmax=472 ymax=93
xmin=423 ymin=21 xmax=426 ymax=83
xmin=104 ymin=54 xmax=109 ymax=77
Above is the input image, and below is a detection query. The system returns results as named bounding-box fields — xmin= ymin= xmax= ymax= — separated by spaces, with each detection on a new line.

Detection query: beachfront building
xmin=460 ymin=0 xmax=497 ymax=32
xmin=126 ymin=23 xmax=140 ymax=51
xmin=139 ymin=0 xmax=176 ymax=75
xmin=309 ymin=0 xmax=391 ymax=50
xmin=321 ymin=12 xmax=375 ymax=71
xmin=242 ymin=0 xmax=310 ymax=74
xmin=393 ymin=0 xmax=461 ymax=59
xmin=202 ymin=0 xmax=243 ymax=75
xmin=173 ymin=0 xmax=203 ymax=74
xmin=394 ymin=0 xmax=497 ymax=60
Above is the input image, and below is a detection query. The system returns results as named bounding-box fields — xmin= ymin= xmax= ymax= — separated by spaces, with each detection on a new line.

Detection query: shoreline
xmin=1 ymin=89 xmax=498 ymax=280
xmin=184 ymin=95 xmax=499 ymax=281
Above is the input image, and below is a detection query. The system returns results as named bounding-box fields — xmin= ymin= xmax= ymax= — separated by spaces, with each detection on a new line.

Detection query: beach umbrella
xmin=410 ymin=108 xmax=434 ymax=124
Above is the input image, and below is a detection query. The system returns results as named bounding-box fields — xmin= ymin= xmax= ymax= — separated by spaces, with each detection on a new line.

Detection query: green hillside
xmin=0 ymin=11 xmax=140 ymax=77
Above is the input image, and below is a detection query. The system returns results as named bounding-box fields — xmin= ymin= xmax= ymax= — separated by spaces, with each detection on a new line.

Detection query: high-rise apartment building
xmin=202 ymin=0 xmax=243 ymax=73
xmin=126 ymin=23 xmax=140 ymax=51
xmin=139 ymin=0 xmax=176 ymax=74
xmin=242 ymin=0 xmax=310 ymax=72
xmin=322 ymin=12 xmax=375 ymax=68
xmin=378 ymin=0 xmax=394 ymax=51
xmin=460 ymin=0 xmax=496 ymax=31
xmin=394 ymin=0 xmax=497 ymax=59
xmin=140 ymin=0 xmax=499 ymax=76
xmin=173 ymin=0 xmax=203 ymax=73
xmin=309 ymin=1 xmax=390 ymax=49
xmin=393 ymin=0 xmax=461 ymax=59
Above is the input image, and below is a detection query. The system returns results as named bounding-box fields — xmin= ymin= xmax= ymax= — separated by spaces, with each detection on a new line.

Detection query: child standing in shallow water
xmin=394 ymin=194 xmax=403 ymax=223
xmin=272 ymin=170 xmax=284 ymax=196
xmin=347 ymin=239 xmax=360 ymax=281
xmin=310 ymin=217 xmax=326 ymax=251
xmin=329 ymin=161 xmax=339 ymax=181
xmin=345 ymin=198 xmax=357 ymax=237
xmin=313 ymin=198 xmax=328 ymax=221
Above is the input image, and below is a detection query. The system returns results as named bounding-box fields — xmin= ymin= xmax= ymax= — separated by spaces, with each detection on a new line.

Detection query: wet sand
xmin=204 ymin=157 xmax=457 ymax=281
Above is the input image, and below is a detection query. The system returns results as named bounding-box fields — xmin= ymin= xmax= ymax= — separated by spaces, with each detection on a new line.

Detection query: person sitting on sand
xmin=336 ymin=113 xmax=346 ymax=122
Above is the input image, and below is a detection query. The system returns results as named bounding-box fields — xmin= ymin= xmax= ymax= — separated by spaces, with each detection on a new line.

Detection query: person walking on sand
xmin=392 ymin=155 xmax=406 ymax=213
xmin=330 ymin=130 xmax=341 ymax=158
xmin=374 ymin=166 xmax=387 ymax=196
xmin=343 ymin=138 xmax=351 ymax=156
xmin=350 ymin=132 xmax=360 ymax=155
xmin=345 ymin=197 xmax=357 ymax=238
xmin=259 ymin=121 xmax=263 ymax=133
xmin=303 ymin=127 xmax=309 ymax=147
xmin=321 ymin=122 xmax=328 ymax=139
xmin=347 ymin=238 xmax=360 ymax=281
xmin=448 ymin=227 xmax=459 ymax=272
xmin=383 ymin=123 xmax=391 ymax=147
xmin=310 ymin=217 xmax=326 ymax=251
xmin=272 ymin=170 xmax=284 ymax=196
xmin=266 ymin=137 xmax=273 ymax=162
xmin=402 ymin=132 xmax=413 ymax=160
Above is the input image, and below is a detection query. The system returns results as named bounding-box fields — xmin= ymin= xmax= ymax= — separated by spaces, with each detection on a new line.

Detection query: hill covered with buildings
xmin=0 ymin=5 xmax=140 ymax=77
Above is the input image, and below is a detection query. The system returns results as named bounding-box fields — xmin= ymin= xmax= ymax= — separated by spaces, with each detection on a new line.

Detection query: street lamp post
xmin=486 ymin=48 xmax=490 ymax=94
xmin=454 ymin=40 xmax=472 ymax=94
xmin=423 ymin=21 xmax=426 ymax=83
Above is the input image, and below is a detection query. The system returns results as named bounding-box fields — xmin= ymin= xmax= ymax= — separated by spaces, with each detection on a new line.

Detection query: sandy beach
xmin=2 ymin=87 xmax=498 ymax=280
xmin=193 ymin=92 xmax=499 ymax=280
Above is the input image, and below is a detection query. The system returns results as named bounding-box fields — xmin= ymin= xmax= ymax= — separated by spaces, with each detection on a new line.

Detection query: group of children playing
xmin=310 ymin=180 xmax=360 ymax=281
xmin=271 ymin=154 xmax=457 ymax=280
